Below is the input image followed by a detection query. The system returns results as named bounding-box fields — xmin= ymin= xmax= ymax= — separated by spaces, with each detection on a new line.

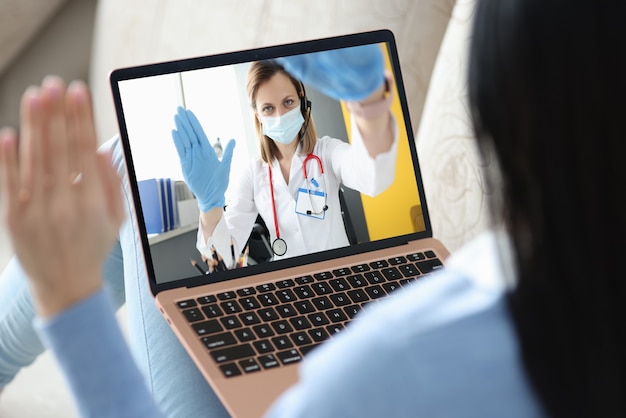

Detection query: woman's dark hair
xmin=468 ymin=0 xmax=626 ymax=416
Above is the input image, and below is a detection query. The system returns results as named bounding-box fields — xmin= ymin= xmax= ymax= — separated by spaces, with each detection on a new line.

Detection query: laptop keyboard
xmin=176 ymin=250 xmax=443 ymax=378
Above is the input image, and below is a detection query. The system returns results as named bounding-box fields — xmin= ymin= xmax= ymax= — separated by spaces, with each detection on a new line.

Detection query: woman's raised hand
xmin=0 ymin=77 xmax=125 ymax=317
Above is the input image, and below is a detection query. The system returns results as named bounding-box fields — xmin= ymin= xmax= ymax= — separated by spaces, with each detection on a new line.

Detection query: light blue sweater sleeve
xmin=34 ymin=289 xmax=165 ymax=418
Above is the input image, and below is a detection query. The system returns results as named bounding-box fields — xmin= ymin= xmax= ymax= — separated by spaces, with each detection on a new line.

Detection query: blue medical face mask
xmin=261 ymin=106 xmax=305 ymax=145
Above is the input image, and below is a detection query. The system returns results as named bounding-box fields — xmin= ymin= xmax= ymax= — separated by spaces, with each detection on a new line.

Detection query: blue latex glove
xmin=171 ymin=107 xmax=236 ymax=212
xmin=275 ymin=44 xmax=385 ymax=102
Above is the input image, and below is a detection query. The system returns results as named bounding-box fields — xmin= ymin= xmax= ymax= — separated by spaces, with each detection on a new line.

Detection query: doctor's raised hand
xmin=0 ymin=77 xmax=125 ymax=318
xmin=172 ymin=107 xmax=235 ymax=233
xmin=276 ymin=44 xmax=393 ymax=157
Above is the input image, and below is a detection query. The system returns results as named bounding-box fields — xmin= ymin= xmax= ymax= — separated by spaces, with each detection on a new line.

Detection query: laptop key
xmin=177 ymin=299 xmax=197 ymax=309
xmin=220 ymin=315 xmax=242 ymax=329
xmin=344 ymin=305 xmax=362 ymax=319
xmin=381 ymin=267 xmax=403 ymax=281
xmin=293 ymin=300 xmax=315 ymax=314
xmin=276 ymin=279 xmax=295 ymax=288
xmin=277 ymin=349 xmax=302 ymax=365
xmin=258 ymin=354 xmax=280 ymax=369
xmin=370 ymin=259 xmax=389 ymax=269
xmin=327 ymin=309 xmax=348 ymax=323
xmin=237 ymin=287 xmax=256 ymax=297
xmin=290 ymin=316 xmax=312 ymax=330
xmin=398 ymin=263 xmax=420 ymax=277
xmin=197 ymin=295 xmax=217 ymax=305
xmin=276 ymin=289 xmax=297 ymax=303
xmin=234 ymin=328 xmax=256 ymax=342
xmin=416 ymin=259 xmax=444 ymax=274
xmin=291 ymin=332 xmax=312 ymax=346
xmin=329 ymin=292 xmax=350 ymax=306
xmin=308 ymin=312 xmax=330 ymax=327
xmin=240 ymin=312 xmax=261 ymax=325
xmin=272 ymin=336 xmax=293 ymax=350
xmin=314 ymin=271 xmax=333 ymax=281
xmin=332 ymin=267 xmax=352 ymax=277
xmin=257 ymin=283 xmax=276 ymax=293
xmin=312 ymin=296 xmax=333 ymax=310
xmin=276 ymin=304 xmax=298 ymax=318
xmin=182 ymin=308 xmax=204 ymax=323
xmin=294 ymin=285 xmax=314 ymax=299
xmin=252 ymin=324 xmax=275 ymax=338
xmin=424 ymin=250 xmax=437 ymax=259
xmin=347 ymin=274 xmax=367 ymax=288
xmin=407 ymin=252 xmax=426 ymax=261
xmin=258 ymin=293 xmax=279 ymax=306
xmin=253 ymin=339 xmax=274 ymax=354
xmin=326 ymin=324 xmax=344 ymax=335
xmin=364 ymin=270 xmax=386 ymax=284
xmin=383 ymin=282 xmax=402 ymax=294
xmin=311 ymin=282 xmax=333 ymax=295
xmin=217 ymin=291 xmax=237 ymax=300
xmin=211 ymin=343 xmax=255 ymax=363
xmin=271 ymin=320 xmax=293 ymax=334
xmin=351 ymin=264 xmax=370 ymax=273
xmin=202 ymin=332 xmax=237 ymax=349
xmin=239 ymin=358 xmax=261 ymax=374
xmin=295 ymin=275 xmax=314 ymax=284
xmin=202 ymin=304 xmax=224 ymax=318
xmin=258 ymin=307 xmax=279 ymax=321
xmin=365 ymin=285 xmax=387 ymax=300
xmin=308 ymin=327 xmax=330 ymax=342
xmin=240 ymin=296 xmax=261 ymax=310
xmin=192 ymin=319 xmax=223 ymax=336
xmin=221 ymin=300 xmax=242 ymax=314
xmin=329 ymin=278 xmax=350 ymax=291
xmin=388 ymin=256 xmax=408 ymax=265
xmin=219 ymin=363 xmax=241 ymax=378
xmin=347 ymin=289 xmax=369 ymax=303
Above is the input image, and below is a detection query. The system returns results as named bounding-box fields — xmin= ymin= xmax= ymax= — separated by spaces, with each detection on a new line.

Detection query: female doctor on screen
xmin=171 ymin=46 xmax=399 ymax=267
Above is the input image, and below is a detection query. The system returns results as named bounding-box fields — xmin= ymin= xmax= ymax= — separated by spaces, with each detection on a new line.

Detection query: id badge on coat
xmin=295 ymin=188 xmax=326 ymax=220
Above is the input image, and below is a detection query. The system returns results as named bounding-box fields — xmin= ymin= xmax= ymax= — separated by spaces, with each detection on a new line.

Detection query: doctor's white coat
xmin=196 ymin=116 xmax=399 ymax=266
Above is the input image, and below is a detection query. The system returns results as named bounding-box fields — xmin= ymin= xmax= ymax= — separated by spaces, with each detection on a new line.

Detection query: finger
xmin=221 ymin=139 xmax=236 ymax=165
xmin=66 ymin=81 xmax=98 ymax=185
xmin=19 ymin=87 xmax=44 ymax=200
xmin=171 ymin=129 xmax=187 ymax=159
xmin=185 ymin=109 xmax=211 ymax=149
xmin=174 ymin=107 xmax=193 ymax=149
xmin=41 ymin=76 xmax=70 ymax=187
xmin=0 ymin=128 xmax=19 ymax=216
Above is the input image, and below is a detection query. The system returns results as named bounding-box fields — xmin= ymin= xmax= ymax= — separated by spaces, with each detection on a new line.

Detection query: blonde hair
xmin=246 ymin=61 xmax=317 ymax=163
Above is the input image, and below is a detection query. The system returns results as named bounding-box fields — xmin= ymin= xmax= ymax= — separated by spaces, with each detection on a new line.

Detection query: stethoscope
xmin=267 ymin=153 xmax=328 ymax=256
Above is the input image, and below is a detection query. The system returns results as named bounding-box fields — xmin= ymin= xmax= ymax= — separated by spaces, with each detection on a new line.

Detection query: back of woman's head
xmin=468 ymin=0 xmax=626 ymax=415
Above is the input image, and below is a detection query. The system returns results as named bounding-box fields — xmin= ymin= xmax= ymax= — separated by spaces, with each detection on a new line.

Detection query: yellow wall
xmin=342 ymin=43 xmax=423 ymax=241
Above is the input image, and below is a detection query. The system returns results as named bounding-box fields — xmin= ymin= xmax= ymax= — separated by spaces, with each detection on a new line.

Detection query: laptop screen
xmin=110 ymin=30 xmax=432 ymax=293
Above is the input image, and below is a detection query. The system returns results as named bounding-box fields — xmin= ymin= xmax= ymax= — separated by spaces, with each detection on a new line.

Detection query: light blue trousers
xmin=0 ymin=136 xmax=229 ymax=417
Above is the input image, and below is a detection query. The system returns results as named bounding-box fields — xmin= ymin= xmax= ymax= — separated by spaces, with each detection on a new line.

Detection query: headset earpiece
xmin=299 ymin=82 xmax=311 ymax=115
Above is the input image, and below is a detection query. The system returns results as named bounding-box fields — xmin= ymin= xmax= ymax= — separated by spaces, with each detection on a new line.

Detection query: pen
xmin=211 ymin=245 xmax=228 ymax=272
xmin=230 ymin=239 xmax=236 ymax=267
xmin=190 ymin=258 xmax=208 ymax=275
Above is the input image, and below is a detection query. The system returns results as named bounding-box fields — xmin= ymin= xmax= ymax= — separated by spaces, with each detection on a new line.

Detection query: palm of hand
xmin=172 ymin=107 xmax=235 ymax=212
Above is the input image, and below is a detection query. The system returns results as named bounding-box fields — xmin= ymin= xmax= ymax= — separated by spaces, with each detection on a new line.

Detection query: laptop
xmin=110 ymin=29 xmax=450 ymax=418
